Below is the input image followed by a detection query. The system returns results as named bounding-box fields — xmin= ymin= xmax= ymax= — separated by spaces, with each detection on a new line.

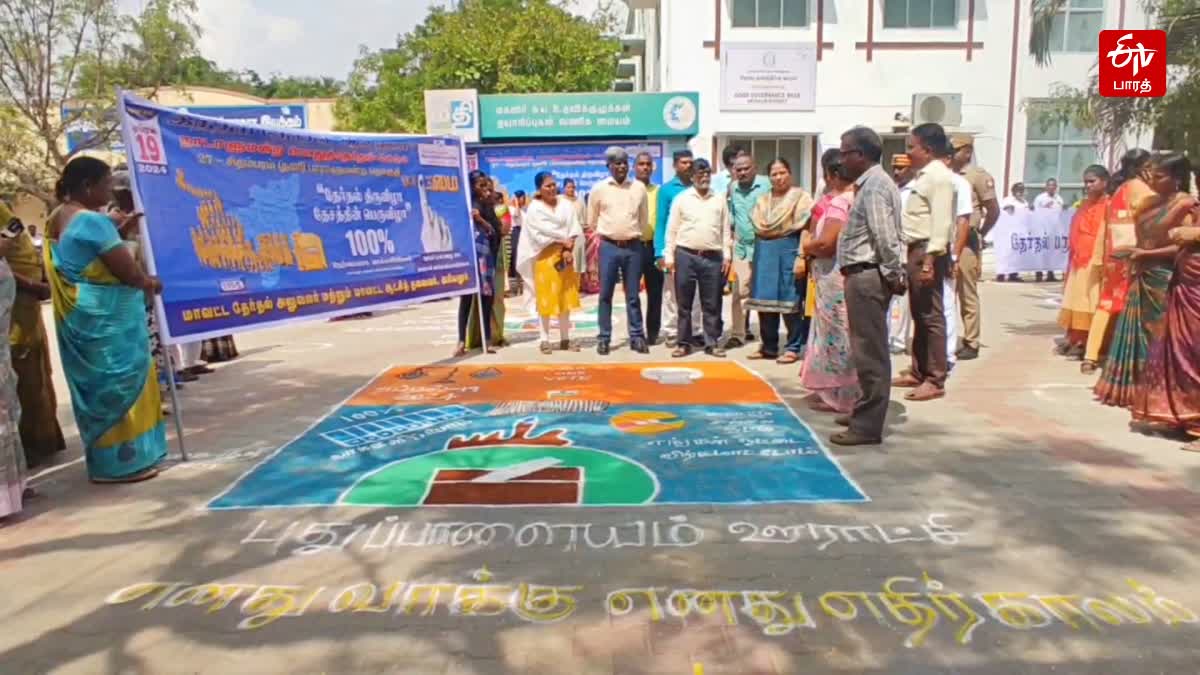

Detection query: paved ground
xmin=3 ymin=268 xmax=1200 ymax=675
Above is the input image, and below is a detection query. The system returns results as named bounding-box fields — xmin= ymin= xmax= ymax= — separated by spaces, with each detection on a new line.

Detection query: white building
xmin=623 ymin=0 xmax=1153 ymax=201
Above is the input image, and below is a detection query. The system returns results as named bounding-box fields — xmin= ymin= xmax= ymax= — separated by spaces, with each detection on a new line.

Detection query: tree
xmin=337 ymin=0 xmax=620 ymax=133
xmin=0 ymin=0 xmax=200 ymax=206
xmin=1027 ymin=0 xmax=1200 ymax=161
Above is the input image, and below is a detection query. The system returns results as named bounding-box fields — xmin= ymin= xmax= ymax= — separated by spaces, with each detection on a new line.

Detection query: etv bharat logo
xmin=1099 ymin=30 xmax=1166 ymax=98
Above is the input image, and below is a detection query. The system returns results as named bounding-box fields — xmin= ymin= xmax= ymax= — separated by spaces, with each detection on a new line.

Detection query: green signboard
xmin=479 ymin=92 xmax=699 ymax=139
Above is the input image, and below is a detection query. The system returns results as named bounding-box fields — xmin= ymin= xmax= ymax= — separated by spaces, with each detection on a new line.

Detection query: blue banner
xmin=471 ymin=141 xmax=665 ymax=199
xmin=119 ymin=93 xmax=477 ymax=343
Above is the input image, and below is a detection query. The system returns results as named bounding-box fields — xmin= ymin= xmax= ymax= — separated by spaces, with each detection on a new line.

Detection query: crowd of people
xmin=1055 ymin=149 xmax=1199 ymax=451
xmin=452 ymin=124 xmax=1007 ymax=447
xmin=1 ymin=156 xmax=246 ymax=522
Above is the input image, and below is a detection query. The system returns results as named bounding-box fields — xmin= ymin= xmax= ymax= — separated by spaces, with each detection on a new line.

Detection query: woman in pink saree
xmin=799 ymin=149 xmax=861 ymax=413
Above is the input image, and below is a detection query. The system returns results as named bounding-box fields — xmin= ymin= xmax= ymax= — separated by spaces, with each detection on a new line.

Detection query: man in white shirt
xmin=1034 ymin=178 xmax=1064 ymax=211
xmin=889 ymin=154 xmax=915 ymax=355
xmin=1000 ymin=182 xmax=1029 ymax=213
xmin=1033 ymin=178 xmax=1064 ymax=281
xmin=589 ymin=147 xmax=650 ymax=355
xmin=664 ymin=158 xmax=732 ymax=357
xmin=943 ymin=149 xmax=975 ymax=373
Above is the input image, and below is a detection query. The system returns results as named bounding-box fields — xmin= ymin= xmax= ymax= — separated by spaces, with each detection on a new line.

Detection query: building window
xmin=1046 ymin=0 xmax=1103 ymax=53
xmin=731 ymin=0 xmax=808 ymax=28
xmin=883 ymin=0 xmax=957 ymax=28
xmin=1023 ymin=105 xmax=1097 ymax=205
xmin=724 ymin=137 xmax=809 ymax=187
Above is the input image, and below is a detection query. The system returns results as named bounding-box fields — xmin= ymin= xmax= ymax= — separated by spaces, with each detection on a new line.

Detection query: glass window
xmin=1023 ymin=104 xmax=1097 ymax=203
xmin=1046 ymin=0 xmax=1102 ymax=53
xmin=883 ymin=0 xmax=957 ymax=28
xmin=731 ymin=0 xmax=808 ymax=27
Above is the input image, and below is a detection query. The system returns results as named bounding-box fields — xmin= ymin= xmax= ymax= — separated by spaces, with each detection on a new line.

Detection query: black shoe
xmin=690 ymin=335 xmax=706 ymax=348
xmin=1036 ymin=272 xmax=1044 ymax=282
xmin=1008 ymin=274 xmax=1023 ymax=282
xmin=957 ymin=346 xmax=979 ymax=361
xmin=705 ymin=346 xmax=727 ymax=358
xmin=724 ymin=337 xmax=745 ymax=349
xmin=1045 ymin=272 xmax=1057 ymax=282
xmin=597 ymin=342 xmax=611 ymax=356
xmin=746 ymin=333 xmax=757 ymax=342
xmin=630 ymin=338 xmax=650 ymax=354
xmin=647 ymin=333 xmax=661 ymax=346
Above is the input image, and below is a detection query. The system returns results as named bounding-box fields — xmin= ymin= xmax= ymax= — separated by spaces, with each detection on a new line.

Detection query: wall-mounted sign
xmin=479 ymin=92 xmax=699 ymax=139
xmin=720 ymin=43 xmax=817 ymax=112
xmin=424 ymin=89 xmax=480 ymax=143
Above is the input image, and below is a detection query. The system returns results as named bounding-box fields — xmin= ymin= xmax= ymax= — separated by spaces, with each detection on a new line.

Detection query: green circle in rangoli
xmin=342 ymin=446 xmax=658 ymax=507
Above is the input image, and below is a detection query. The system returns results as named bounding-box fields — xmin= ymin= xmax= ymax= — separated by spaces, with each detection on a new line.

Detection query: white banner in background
xmin=987 ymin=207 xmax=1072 ymax=274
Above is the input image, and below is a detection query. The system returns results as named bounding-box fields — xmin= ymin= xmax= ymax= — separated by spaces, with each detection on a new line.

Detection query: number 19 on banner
xmin=130 ymin=117 xmax=167 ymax=166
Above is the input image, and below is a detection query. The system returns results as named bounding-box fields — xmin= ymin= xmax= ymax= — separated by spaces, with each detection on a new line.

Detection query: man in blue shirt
xmin=655 ymin=149 xmax=703 ymax=347
xmin=727 ymin=151 xmax=770 ymax=348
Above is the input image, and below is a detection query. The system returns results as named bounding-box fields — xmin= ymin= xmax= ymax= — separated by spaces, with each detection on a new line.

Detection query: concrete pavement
xmin=2 ymin=276 xmax=1199 ymax=675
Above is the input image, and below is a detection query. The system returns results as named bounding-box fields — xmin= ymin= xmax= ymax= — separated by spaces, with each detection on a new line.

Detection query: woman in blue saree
xmin=46 ymin=157 xmax=167 ymax=483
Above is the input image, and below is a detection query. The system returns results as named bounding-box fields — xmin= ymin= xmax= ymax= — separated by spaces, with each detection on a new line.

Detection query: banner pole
xmin=164 ymin=349 xmax=189 ymax=462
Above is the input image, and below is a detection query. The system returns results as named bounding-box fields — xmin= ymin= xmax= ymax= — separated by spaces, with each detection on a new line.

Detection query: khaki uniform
xmin=958 ymin=165 xmax=996 ymax=351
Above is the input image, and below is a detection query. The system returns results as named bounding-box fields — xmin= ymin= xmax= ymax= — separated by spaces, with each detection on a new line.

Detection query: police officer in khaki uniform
xmin=949 ymin=134 xmax=999 ymax=361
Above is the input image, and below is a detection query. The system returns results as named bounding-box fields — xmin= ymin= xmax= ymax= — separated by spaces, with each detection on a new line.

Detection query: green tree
xmin=1027 ymin=0 xmax=1200 ymax=160
xmin=0 ymin=0 xmax=200 ymax=206
xmin=337 ymin=0 xmax=620 ymax=133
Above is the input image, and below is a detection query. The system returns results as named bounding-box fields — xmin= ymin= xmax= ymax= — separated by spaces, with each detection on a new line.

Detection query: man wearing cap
xmin=590 ymin=147 xmax=650 ymax=355
xmin=949 ymin=134 xmax=999 ymax=361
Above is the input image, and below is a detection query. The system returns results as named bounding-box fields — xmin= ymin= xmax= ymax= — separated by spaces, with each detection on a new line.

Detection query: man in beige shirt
xmin=664 ymin=158 xmax=732 ymax=357
xmin=589 ymin=147 xmax=650 ymax=355
xmin=895 ymin=123 xmax=955 ymax=401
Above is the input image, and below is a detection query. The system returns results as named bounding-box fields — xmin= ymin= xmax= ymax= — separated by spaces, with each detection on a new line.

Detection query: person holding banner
xmin=45 ymin=157 xmax=167 ymax=483
xmin=1082 ymin=150 xmax=1153 ymax=373
xmin=465 ymin=180 xmax=511 ymax=351
xmin=1095 ymin=153 xmax=1194 ymax=409
xmin=456 ymin=170 xmax=502 ymax=357
xmin=1056 ymin=165 xmax=1110 ymax=360
xmin=518 ymin=171 xmax=583 ymax=354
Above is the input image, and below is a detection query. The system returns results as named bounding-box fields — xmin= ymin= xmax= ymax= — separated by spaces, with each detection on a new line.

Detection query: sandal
xmin=1080 ymin=360 xmax=1098 ymax=375
xmin=671 ymin=346 xmax=692 ymax=358
xmin=453 ymin=343 xmax=468 ymax=358
xmin=539 ymin=341 xmax=553 ymax=355
xmin=560 ymin=339 xmax=579 ymax=352
xmin=747 ymin=351 xmax=776 ymax=360
xmin=776 ymin=352 xmax=801 ymax=365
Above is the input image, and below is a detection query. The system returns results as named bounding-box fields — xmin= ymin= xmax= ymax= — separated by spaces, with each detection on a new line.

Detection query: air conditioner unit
xmin=912 ymin=93 xmax=963 ymax=127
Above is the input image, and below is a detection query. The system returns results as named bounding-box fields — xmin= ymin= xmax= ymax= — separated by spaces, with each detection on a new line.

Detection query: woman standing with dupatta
xmin=800 ymin=150 xmax=862 ymax=413
xmin=1095 ymin=154 xmax=1194 ymax=408
xmin=516 ymin=172 xmax=582 ymax=354
xmin=1056 ymin=165 xmax=1109 ymax=361
xmin=0 ymin=203 xmax=65 ymax=469
xmin=1135 ymin=216 xmax=1200 ymax=451
xmin=745 ymin=158 xmax=813 ymax=364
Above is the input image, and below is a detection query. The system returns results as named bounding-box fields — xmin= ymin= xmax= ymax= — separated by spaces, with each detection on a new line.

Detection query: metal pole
xmin=164 ymin=347 xmax=189 ymax=461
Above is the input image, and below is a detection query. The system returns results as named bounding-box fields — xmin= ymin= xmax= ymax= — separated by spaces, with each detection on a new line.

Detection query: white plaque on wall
xmin=720 ymin=43 xmax=817 ymax=112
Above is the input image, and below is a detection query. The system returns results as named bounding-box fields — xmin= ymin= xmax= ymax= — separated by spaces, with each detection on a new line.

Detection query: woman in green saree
xmin=46 ymin=157 xmax=167 ymax=483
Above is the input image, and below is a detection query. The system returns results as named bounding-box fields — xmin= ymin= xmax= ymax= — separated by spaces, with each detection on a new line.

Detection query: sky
xmin=119 ymin=0 xmax=608 ymax=80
